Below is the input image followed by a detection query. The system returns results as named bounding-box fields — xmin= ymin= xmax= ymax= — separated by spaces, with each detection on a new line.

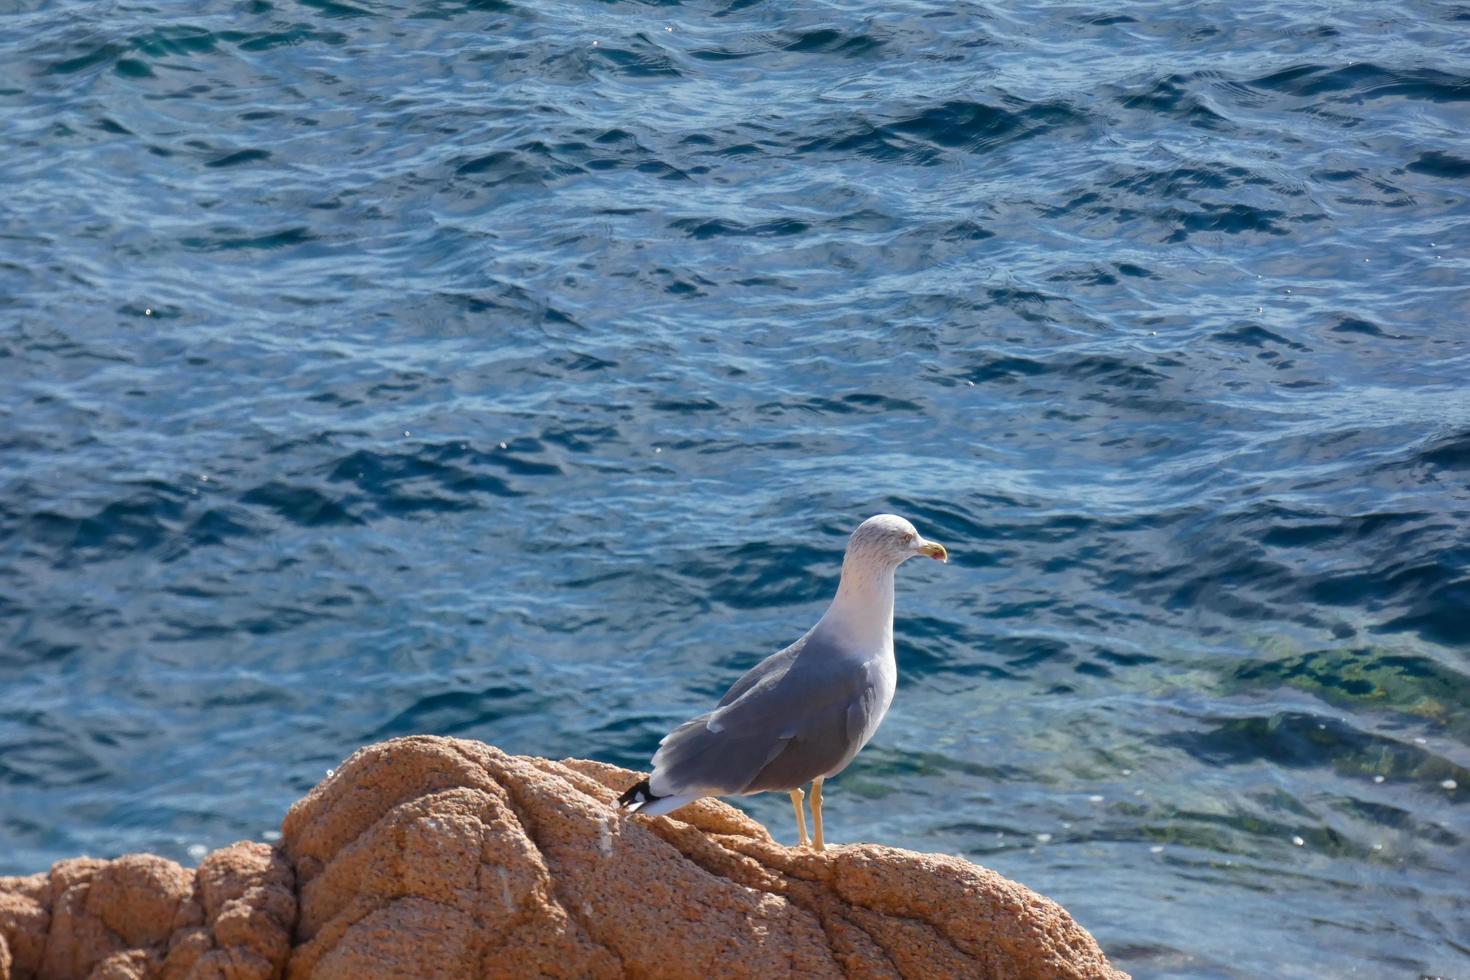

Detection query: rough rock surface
xmin=2 ymin=736 xmax=1125 ymax=979
xmin=0 ymin=842 xmax=294 ymax=980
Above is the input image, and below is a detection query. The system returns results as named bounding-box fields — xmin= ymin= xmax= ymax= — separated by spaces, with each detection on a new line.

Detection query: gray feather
xmin=648 ymin=630 xmax=879 ymax=798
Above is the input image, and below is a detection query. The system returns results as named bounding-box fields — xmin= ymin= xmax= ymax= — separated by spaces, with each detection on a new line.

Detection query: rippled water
xmin=2 ymin=0 xmax=1468 ymax=975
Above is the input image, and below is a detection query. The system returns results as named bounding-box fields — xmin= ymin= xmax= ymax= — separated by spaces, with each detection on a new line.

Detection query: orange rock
xmin=0 ymin=844 xmax=292 ymax=980
xmin=0 ymin=873 xmax=47 ymax=978
xmin=279 ymin=736 xmax=1124 ymax=979
xmin=1 ymin=736 xmax=1126 ymax=979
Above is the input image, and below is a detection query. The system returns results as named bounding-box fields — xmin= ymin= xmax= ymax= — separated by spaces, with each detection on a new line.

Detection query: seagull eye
xmin=901 ymin=532 xmax=915 ymax=544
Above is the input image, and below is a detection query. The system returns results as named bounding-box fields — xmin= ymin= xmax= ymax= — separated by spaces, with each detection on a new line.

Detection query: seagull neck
xmin=818 ymin=558 xmax=895 ymax=651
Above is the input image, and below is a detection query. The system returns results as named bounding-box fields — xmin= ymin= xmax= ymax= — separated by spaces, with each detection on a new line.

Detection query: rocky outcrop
xmin=1 ymin=736 xmax=1125 ymax=979
xmin=0 ymin=842 xmax=293 ymax=980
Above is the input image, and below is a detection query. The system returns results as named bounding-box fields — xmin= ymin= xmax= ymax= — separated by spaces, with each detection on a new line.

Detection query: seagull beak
xmin=916 ymin=540 xmax=948 ymax=563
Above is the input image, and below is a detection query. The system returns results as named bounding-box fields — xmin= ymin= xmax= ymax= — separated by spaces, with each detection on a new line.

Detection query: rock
xmin=1 ymin=736 xmax=1126 ymax=979
xmin=0 ymin=844 xmax=293 ymax=980
xmin=284 ymin=736 xmax=1124 ymax=979
xmin=0 ymin=874 xmax=47 ymax=979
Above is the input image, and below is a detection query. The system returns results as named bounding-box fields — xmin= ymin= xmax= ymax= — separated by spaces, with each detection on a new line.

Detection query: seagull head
xmin=846 ymin=514 xmax=948 ymax=569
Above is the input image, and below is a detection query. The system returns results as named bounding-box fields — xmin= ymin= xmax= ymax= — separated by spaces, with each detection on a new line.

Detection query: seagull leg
xmin=789 ymin=788 xmax=810 ymax=848
xmin=811 ymin=777 xmax=825 ymax=852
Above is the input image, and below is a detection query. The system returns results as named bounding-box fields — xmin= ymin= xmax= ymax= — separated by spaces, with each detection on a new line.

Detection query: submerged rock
xmin=1 ymin=736 xmax=1125 ymax=979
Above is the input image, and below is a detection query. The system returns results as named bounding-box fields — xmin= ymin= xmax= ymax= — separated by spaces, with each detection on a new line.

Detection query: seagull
xmin=618 ymin=514 xmax=949 ymax=851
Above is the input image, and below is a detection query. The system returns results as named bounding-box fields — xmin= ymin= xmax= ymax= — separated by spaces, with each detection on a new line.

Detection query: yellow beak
xmin=917 ymin=540 xmax=948 ymax=563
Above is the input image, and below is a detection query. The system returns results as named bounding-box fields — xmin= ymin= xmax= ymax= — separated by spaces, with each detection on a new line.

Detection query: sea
xmin=1 ymin=0 xmax=1467 ymax=976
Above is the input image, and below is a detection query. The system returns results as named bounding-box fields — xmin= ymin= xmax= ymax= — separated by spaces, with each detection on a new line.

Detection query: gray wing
xmin=648 ymin=631 xmax=876 ymax=798
xmin=716 ymin=642 xmax=798 ymax=708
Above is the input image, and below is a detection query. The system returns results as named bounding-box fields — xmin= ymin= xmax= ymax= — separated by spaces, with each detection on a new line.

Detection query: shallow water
xmin=2 ymin=0 xmax=1468 ymax=975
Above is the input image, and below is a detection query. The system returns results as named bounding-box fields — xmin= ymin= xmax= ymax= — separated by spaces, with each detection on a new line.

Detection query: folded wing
xmin=648 ymin=631 xmax=877 ymax=798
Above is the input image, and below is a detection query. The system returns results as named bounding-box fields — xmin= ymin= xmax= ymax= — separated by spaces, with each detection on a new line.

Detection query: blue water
xmin=2 ymin=0 xmax=1468 ymax=975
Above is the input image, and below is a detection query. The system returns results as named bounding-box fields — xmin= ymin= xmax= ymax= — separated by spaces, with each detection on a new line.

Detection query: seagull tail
xmin=617 ymin=778 xmax=699 ymax=816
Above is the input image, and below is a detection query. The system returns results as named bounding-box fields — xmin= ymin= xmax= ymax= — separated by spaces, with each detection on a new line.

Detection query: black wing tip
xmin=617 ymin=777 xmax=656 ymax=812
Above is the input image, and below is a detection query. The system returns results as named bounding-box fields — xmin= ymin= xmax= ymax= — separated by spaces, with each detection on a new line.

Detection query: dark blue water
xmin=2 ymin=0 xmax=1468 ymax=975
